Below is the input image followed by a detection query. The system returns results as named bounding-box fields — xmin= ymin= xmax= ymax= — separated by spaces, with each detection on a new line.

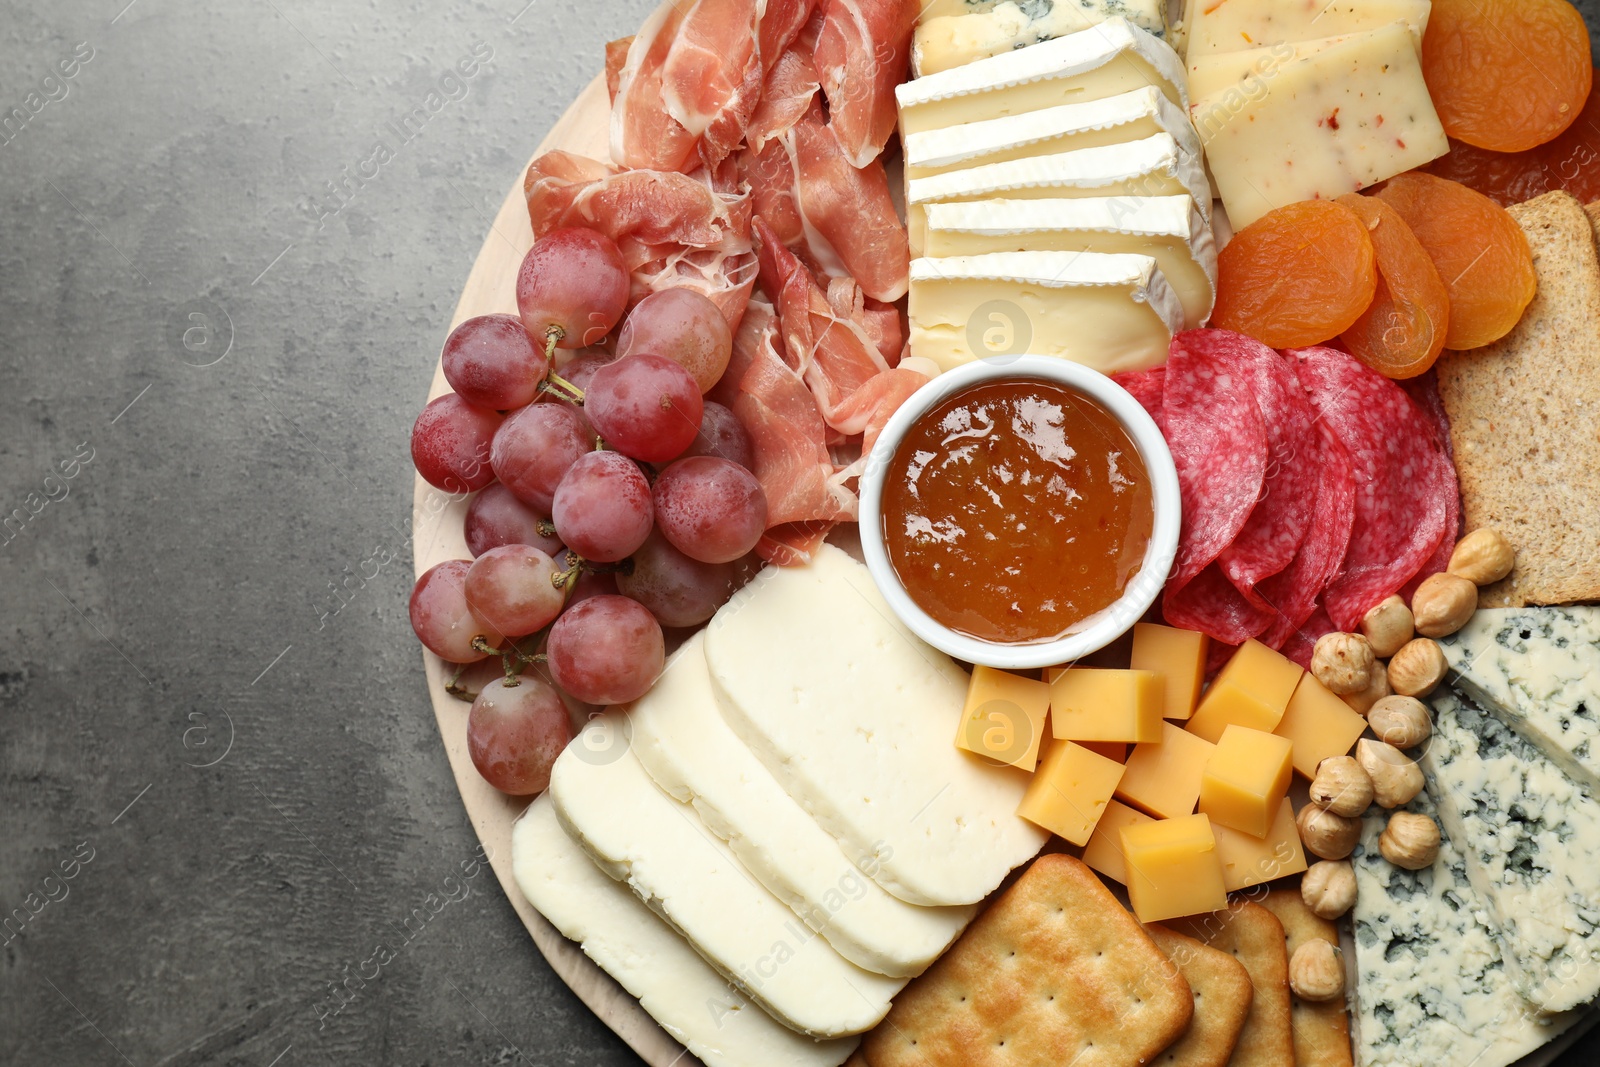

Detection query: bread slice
xmin=1436 ymin=191 xmax=1600 ymax=607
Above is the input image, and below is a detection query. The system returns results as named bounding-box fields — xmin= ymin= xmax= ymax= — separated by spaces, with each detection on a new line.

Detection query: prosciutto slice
xmin=610 ymin=3 xmax=701 ymax=172
xmin=811 ymin=0 xmax=917 ymax=167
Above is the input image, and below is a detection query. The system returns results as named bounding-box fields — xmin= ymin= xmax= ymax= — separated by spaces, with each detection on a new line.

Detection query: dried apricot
xmin=1212 ymin=200 xmax=1378 ymax=350
xmin=1374 ymin=173 xmax=1536 ymax=351
xmin=1422 ymin=0 xmax=1593 ymax=153
xmin=1426 ymin=138 xmax=1552 ymax=207
xmin=1335 ymin=194 xmax=1451 ymax=379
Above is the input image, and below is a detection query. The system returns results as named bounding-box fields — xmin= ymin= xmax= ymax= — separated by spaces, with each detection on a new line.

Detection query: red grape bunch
xmin=407 ymin=227 xmax=768 ymax=796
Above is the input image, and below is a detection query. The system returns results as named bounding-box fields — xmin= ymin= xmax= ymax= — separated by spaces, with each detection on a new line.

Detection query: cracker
xmin=1145 ymin=924 xmax=1254 ymax=1067
xmin=861 ymin=854 xmax=1193 ymax=1067
xmin=1258 ymin=888 xmax=1354 ymax=1067
xmin=1167 ymin=901 xmax=1294 ymax=1067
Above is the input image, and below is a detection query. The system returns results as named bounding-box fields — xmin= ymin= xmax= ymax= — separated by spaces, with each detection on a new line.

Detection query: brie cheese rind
xmin=510 ymin=796 xmax=860 ymax=1067
xmin=628 ymin=632 xmax=976 ymax=978
xmin=704 ymin=544 xmax=1048 ymax=909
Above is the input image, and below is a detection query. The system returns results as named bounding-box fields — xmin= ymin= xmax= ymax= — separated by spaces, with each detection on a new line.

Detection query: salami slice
xmin=1160 ymin=332 xmax=1273 ymax=644
xmin=1258 ymin=421 xmax=1357 ymax=650
xmin=1112 ymin=367 xmax=1166 ymax=433
xmin=1288 ymin=347 xmax=1454 ymax=632
xmin=1279 ymin=606 xmax=1337 ymax=670
xmin=1398 ymin=370 xmax=1463 ymax=600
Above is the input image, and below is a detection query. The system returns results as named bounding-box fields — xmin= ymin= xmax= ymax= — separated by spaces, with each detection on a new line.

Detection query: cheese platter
xmin=411 ymin=1 xmax=1600 ymax=1064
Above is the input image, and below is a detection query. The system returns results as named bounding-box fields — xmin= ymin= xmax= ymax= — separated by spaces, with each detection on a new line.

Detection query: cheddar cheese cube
xmin=1116 ymin=722 xmax=1217 ymax=819
xmin=956 ymin=665 xmax=1052 ymax=771
xmin=1187 ymin=639 xmax=1304 ymax=743
xmin=1199 ymin=725 xmax=1295 ymax=838
xmin=1079 ymin=740 xmax=1128 ymax=764
xmin=1211 ymin=797 xmax=1308 ymax=892
xmin=1050 ymin=669 xmax=1163 ymax=744
xmin=1081 ymin=799 xmax=1153 ymax=885
xmin=1122 ymin=813 xmax=1230 ymax=923
xmin=1131 ymin=623 xmax=1209 ymax=721
xmin=1274 ymin=673 xmax=1370 ymax=779
xmin=1016 ymin=741 xmax=1126 ymax=846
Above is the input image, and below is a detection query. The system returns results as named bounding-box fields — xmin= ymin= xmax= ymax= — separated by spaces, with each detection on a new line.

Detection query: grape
xmin=490 ymin=402 xmax=593 ymax=513
xmin=557 ymin=348 xmax=618 ymax=395
xmin=464 ymin=484 xmax=563 ymax=558
xmin=412 ymin=394 xmax=502 ymax=493
xmin=551 ymin=451 xmax=654 ymax=562
xmin=467 ymin=676 xmax=573 ymax=795
xmin=565 ymin=568 xmax=618 ymax=608
xmin=464 ymin=545 xmax=566 ymax=637
xmin=409 ymin=560 xmax=502 ymax=663
xmin=679 ymin=401 xmax=755 ymax=470
xmin=441 ymin=314 xmax=549 ymax=411
xmin=653 ymin=457 xmax=769 ymax=564
xmin=546 ymin=595 xmax=665 ymax=705
xmin=616 ymin=531 xmax=738 ymax=628
xmin=585 ymin=355 xmax=704 ymax=463
xmin=616 ymin=288 xmax=733 ymax=394
xmin=517 ymin=228 xmax=629 ymax=350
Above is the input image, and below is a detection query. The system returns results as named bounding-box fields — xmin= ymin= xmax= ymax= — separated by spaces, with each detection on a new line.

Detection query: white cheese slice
xmin=510 ymin=796 xmax=860 ymax=1067
xmin=1439 ymin=607 xmax=1600 ymax=797
xmin=549 ymin=725 xmax=906 ymax=1037
xmin=1186 ymin=33 xmax=1361 ymax=103
xmin=1186 ymin=0 xmax=1430 ymax=63
xmin=913 ymin=0 xmax=1168 ymax=77
xmin=896 ymin=18 xmax=1186 ymax=137
xmin=908 ymin=251 xmax=1182 ymax=372
xmin=628 ymin=631 xmax=975 ymax=978
xmin=1420 ymin=691 xmax=1600 ymax=1013
xmin=1351 ymin=789 xmax=1583 ymax=1067
xmin=1194 ymin=23 xmax=1448 ymax=229
xmin=703 ymin=544 xmax=1047 ymax=908
xmin=923 ymin=195 xmax=1216 ymax=328
xmin=904 ymin=85 xmax=1200 ymax=181
xmin=906 ymin=132 xmax=1211 ymax=254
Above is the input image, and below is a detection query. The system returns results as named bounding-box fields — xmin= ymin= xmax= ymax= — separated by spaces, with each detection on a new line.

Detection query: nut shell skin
xmin=1362 ymin=595 xmax=1415 ymax=658
xmin=1449 ymin=528 xmax=1514 ymax=586
xmin=1412 ymin=572 xmax=1477 ymax=639
xmin=1389 ymin=638 xmax=1447 ymax=697
xmin=1380 ymin=811 xmax=1441 ymax=870
xmin=1313 ymin=632 xmax=1375 ymax=696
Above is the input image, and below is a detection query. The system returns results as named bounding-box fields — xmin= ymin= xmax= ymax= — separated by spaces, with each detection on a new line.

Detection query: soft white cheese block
xmin=703 ymin=545 xmax=1047 ymax=908
xmin=511 ymin=796 xmax=860 ymax=1067
xmin=628 ymin=632 xmax=975 ymax=978
xmin=908 ymin=251 xmax=1182 ymax=372
xmin=549 ymin=725 xmax=906 ymax=1037
xmin=923 ymin=195 xmax=1216 ymax=328
xmin=1439 ymin=607 xmax=1600 ymax=796
xmin=904 ymin=85 xmax=1200 ymax=181
xmin=913 ymin=0 xmax=1167 ymax=77
xmin=1186 ymin=33 xmax=1373 ymax=103
xmin=1350 ymin=790 xmax=1582 ymax=1067
xmin=906 ymin=132 xmax=1211 ymax=254
xmin=1420 ymin=691 xmax=1600 ymax=1013
xmin=1194 ymin=23 xmax=1449 ymax=229
xmin=1186 ymin=0 xmax=1430 ymax=64
xmin=896 ymin=18 xmax=1186 ymax=137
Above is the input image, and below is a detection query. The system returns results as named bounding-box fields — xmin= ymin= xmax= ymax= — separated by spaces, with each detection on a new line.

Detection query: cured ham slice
xmin=812 ymin=0 xmax=917 ymax=167
xmin=747 ymin=49 xmax=821 ymax=152
xmin=610 ymin=3 xmax=701 ymax=172
xmin=605 ymin=37 xmax=633 ymax=104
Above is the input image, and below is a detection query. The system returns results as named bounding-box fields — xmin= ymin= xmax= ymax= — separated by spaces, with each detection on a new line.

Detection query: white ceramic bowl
xmin=858 ymin=356 xmax=1181 ymax=670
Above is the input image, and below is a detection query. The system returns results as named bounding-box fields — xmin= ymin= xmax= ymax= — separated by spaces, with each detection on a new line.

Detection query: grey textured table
xmin=2 ymin=2 xmax=1598 ymax=1065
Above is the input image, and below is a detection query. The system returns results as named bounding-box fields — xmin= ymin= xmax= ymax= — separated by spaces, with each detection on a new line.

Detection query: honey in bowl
xmin=880 ymin=378 xmax=1154 ymax=646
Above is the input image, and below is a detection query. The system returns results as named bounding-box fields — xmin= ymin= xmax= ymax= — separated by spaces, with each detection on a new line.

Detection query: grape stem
xmin=471 ymin=635 xmax=536 ymax=686
xmin=544 ymin=325 xmax=564 ymax=361
xmin=445 ymin=663 xmax=477 ymax=703
xmin=545 ymin=372 xmax=585 ymax=404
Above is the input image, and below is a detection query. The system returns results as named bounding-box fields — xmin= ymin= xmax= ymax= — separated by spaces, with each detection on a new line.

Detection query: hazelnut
xmin=1361 ymin=595 xmax=1415 ymax=659
xmin=1289 ymin=938 xmax=1346 ymax=1003
xmin=1302 ymin=860 xmax=1358 ymax=920
xmin=1297 ymin=803 xmax=1362 ymax=860
xmin=1341 ymin=665 xmax=1391 ymax=716
xmin=1309 ymin=756 xmax=1375 ymax=817
xmin=1357 ymin=739 xmax=1425 ymax=809
xmin=1380 ymin=811 xmax=1442 ymax=870
xmin=1449 ymin=528 xmax=1515 ymax=587
xmin=1411 ymin=572 xmax=1478 ymax=639
xmin=1367 ymin=696 xmax=1432 ymax=750
xmin=1388 ymin=638 xmax=1447 ymax=698
xmin=1312 ymin=632 xmax=1375 ymax=696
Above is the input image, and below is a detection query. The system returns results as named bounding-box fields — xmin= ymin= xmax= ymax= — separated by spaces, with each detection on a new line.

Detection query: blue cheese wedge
xmin=1419 ymin=691 xmax=1600 ymax=1012
xmin=511 ymin=796 xmax=860 ymax=1067
xmin=1440 ymin=607 xmax=1600 ymax=796
xmin=922 ymin=195 xmax=1216 ymax=328
xmin=904 ymin=85 xmax=1200 ymax=181
xmin=896 ymin=18 xmax=1186 ymax=137
xmin=913 ymin=0 xmax=1168 ymax=77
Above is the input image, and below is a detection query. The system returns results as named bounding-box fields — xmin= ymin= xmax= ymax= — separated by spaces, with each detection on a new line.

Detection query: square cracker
xmin=1258 ymin=889 xmax=1354 ymax=1067
xmin=861 ymin=854 xmax=1193 ymax=1067
xmin=1167 ymin=901 xmax=1294 ymax=1067
xmin=1436 ymin=191 xmax=1600 ymax=606
xmin=1145 ymin=924 xmax=1255 ymax=1067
